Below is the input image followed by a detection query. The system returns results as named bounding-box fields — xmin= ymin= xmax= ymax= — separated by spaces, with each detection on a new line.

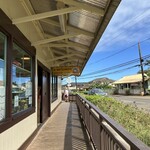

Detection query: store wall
xmin=0 ymin=1 xmax=62 ymax=149
xmin=0 ymin=114 xmax=37 ymax=150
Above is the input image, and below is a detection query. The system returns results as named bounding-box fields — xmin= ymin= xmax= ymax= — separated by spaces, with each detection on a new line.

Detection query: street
xmin=110 ymin=95 xmax=150 ymax=113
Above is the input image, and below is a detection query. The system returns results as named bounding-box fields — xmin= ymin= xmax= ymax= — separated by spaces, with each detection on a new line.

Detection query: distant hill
xmin=62 ymin=77 xmax=114 ymax=89
xmin=89 ymin=77 xmax=114 ymax=84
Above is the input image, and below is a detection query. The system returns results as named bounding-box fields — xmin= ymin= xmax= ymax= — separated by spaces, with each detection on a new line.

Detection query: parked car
xmin=88 ymin=88 xmax=107 ymax=96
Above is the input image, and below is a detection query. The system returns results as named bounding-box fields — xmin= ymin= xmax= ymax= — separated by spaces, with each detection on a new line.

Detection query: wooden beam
xmin=41 ymin=44 xmax=87 ymax=54
xmin=47 ymin=53 xmax=85 ymax=65
xmin=74 ymin=53 xmax=85 ymax=58
xmin=52 ymin=49 xmax=66 ymax=56
xmin=32 ymin=34 xmax=80 ymax=46
xmin=47 ymin=54 xmax=75 ymax=62
xmin=67 ymin=25 xmax=94 ymax=38
xmin=20 ymin=0 xmax=45 ymax=39
xmin=50 ymin=59 xmax=82 ymax=67
xmin=41 ymin=19 xmax=94 ymax=37
xmin=47 ymin=47 xmax=54 ymax=58
xmin=13 ymin=7 xmax=80 ymax=24
xmin=48 ymin=42 xmax=89 ymax=51
xmin=57 ymin=1 xmax=66 ymax=33
xmin=46 ymin=52 xmax=85 ymax=63
xmin=57 ymin=0 xmax=105 ymax=16
xmin=52 ymin=50 xmax=85 ymax=58
xmin=41 ymin=19 xmax=60 ymax=27
xmin=57 ymin=59 xmax=77 ymax=65
xmin=20 ymin=1 xmax=53 ymax=59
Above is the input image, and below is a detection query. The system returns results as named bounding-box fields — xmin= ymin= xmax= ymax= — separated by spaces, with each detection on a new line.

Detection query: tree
xmin=89 ymin=82 xmax=113 ymax=89
xmin=137 ymin=60 xmax=150 ymax=76
xmin=145 ymin=60 xmax=150 ymax=66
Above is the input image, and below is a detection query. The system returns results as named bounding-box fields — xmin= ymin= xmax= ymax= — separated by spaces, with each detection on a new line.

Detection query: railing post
xmin=88 ymin=105 xmax=91 ymax=141
xmin=99 ymin=114 xmax=103 ymax=150
xmin=76 ymin=94 xmax=150 ymax=150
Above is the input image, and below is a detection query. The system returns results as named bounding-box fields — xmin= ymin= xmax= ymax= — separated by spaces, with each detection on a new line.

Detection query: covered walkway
xmin=26 ymin=102 xmax=93 ymax=150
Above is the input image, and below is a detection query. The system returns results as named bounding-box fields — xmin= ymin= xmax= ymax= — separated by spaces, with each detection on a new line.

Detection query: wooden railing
xmin=75 ymin=94 xmax=150 ymax=150
xmin=68 ymin=94 xmax=77 ymax=101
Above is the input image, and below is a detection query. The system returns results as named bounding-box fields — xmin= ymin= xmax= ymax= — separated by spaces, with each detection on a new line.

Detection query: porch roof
xmin=113 ymin=74 xmax=149 ymax=84
xmin=10 ymin=0 xmax=121 ymax=76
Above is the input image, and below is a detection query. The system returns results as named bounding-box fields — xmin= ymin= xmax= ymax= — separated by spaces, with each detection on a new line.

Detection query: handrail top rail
xmin=76 ymin=94 xmax=150 ymax=150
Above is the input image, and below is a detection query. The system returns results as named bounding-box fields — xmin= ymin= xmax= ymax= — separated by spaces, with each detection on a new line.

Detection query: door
xmin=42 ymin=70 xmax=49 ymax=122
xmin=37 ymin=65 xmax=50 ymax=124
xmin=37 ymin=66 xmax=42 ymax=124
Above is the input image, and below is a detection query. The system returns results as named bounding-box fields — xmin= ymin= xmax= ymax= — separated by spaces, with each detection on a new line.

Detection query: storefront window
xmin=12 ymin=43 xmax=32 ymax=114
xmin=0 ymin=32 xmax=6 ymax=121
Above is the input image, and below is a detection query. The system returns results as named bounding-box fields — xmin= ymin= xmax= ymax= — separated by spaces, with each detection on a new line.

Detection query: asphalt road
xmin=110 ymin=95 xmax=150 ymax=113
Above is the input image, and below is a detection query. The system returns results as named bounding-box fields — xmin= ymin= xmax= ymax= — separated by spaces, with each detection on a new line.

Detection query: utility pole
xmin=138 ymin=42 xmax=146 ymax=95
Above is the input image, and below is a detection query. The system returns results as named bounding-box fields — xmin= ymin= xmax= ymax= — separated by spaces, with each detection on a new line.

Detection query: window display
xmin=0 ymin=32 xmax=6 ymax=121
xmin=12 ymin=43 xmax=32 ymax=114
xmin=0 ymin=10 xmax=36 ymax=132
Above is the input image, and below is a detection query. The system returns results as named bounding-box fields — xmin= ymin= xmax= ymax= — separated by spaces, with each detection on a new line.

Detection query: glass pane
xmin=0 ymin=32 xmax=6 ymax=121
xmin=52 ymin=75 xmax=57 ymax=102
xmin=12 ymin=43 xmax=32 ymax=114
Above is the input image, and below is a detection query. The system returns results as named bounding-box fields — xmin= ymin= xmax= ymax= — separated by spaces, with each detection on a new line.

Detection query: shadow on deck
xmin=26 ymin=102 xmax=93 ymax=150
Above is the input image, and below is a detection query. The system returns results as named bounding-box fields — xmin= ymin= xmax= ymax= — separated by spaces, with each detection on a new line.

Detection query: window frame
xmin=0 ymin=9 xmax=36 ymax=133
xmin=51 ymin=75 xmax=58 ymax=102
xmin=0 ymin=31 xmax=7 ymax=121
xmin=11 ymin=41 xmax=35 ymax=116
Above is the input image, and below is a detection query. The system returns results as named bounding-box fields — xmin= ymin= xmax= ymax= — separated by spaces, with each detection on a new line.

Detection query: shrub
xmin=84 ymin=94 xmax=150 ymax=147
xmin=112 ymin=87 xmax=118 ymax=95
xmin=125 ymin=88 xmax=130 ymax=95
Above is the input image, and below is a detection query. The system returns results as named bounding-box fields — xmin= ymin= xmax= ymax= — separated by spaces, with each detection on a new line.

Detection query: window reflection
xmin=12 ymin=43 xmax=32 ymax=114
xmin=0 ymin=32 xmax=6 ymax=121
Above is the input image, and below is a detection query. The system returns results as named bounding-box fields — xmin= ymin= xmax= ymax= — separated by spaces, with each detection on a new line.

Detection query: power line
xmin=75 ymin=61 xmax=150 ymax=82
xmin=82 ymin=54 xmax=150 ymax=77
xmin=88 ymin=37 xmax=150 ymax=65
xmin=89 ymin=43 xmax=137 ymax=65
xmin=79 ymin=65 xmax=139 ymax=79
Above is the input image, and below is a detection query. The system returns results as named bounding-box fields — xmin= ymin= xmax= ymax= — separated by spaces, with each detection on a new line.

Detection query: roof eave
xmin=80 ymin=0 xmax=121 ymax=74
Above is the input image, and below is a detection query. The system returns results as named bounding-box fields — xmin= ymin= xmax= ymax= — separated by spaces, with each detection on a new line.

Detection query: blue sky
xmin=64 ymin=0 xmax=150 ymax=84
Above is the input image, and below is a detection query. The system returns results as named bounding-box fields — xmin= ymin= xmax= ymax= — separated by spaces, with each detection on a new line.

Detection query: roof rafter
xmin=46 ymin=52 xmax=84 ymax=63
xmin=52 ymin=49 xmax=66 ymax=56
xmin=48 ymin=42 xmax=89 ymax=51
xmin=57 ymin=59 xmax=78 ymax=65
xmin=51 ymin=60 xmax=79 ymax=67
xmin=19 ymin=0 xmax=55 ymax=59
xmin=74 ymin=53 xmax=85 ymax=58
xmin=32 ymin=34 xmax=80 ymax=46
xmin=46 ymin=54 xmax=75 ymax=62
xmin=57 ymin=1 xmax=66 ymax=33
xmin=12 ymin=7 xmax=80 ymax=24
xmin=42 ymin=44 xmax=87 ymax=53
xmin=52 ymin=48 xmax=87 ymax=54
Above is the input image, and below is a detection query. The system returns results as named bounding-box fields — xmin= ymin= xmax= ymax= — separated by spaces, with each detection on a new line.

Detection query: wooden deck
xmin=26 ymin=102 xmax=93 ymax=150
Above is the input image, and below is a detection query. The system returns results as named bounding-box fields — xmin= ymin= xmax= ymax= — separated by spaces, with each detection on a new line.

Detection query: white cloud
xmin=95 ymin=0 xmax=150 ymax=53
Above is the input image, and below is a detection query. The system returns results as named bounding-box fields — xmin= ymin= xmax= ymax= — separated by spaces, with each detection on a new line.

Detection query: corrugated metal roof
xmin=69 ymin=10 xmax=100 ymax=33
xmin=80 ymin=0 xmax=108 ymax=8
xmin=70 ymin=35 xmax=93 ymax=46
xmin=10 ymin=0 xmax=121 ymax=76
xmin=114 ymin=74 xmax=149 ymax=84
